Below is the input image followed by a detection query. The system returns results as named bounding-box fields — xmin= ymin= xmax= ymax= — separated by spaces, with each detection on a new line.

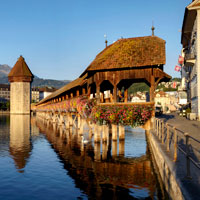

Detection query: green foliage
xmin=163 ymin=87 xmax=177 ymax=92
xmin=32 ymin=78 xmax=70 ymax=89
xmin=186 ymin=108 xmax=191 ymax=114
xmin=0 ymin=101 xmax=10 ymax=110
xmin=171 ymin=77 xmax=181 ymax=82
xmin=157 ymin=84 xmax=178 ymax=92
xmin=128 ymin=83 xmax=149 ymax=94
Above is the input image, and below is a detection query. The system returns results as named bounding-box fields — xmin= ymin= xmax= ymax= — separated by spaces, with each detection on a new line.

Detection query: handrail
xmin=154 ymin=118 xmax=200 ymax=179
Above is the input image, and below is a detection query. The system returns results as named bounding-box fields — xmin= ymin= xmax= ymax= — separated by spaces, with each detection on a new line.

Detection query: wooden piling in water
xmin=119 ymin=140 xmax=125 ymax=156
xmin=119 ymin=125 xmax=125 ymax=140
xmin=112 ymin=124 xmax=117 ymax=141
xmin=94 ymin=124 xmax=101 ymax=143
xmin=112 ymin=140 xmax=117 ymax=157
xmin=102 ymin=125 xmax=109 ymax=143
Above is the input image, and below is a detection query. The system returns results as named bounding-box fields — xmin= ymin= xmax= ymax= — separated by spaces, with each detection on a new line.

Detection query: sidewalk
xmin=148 ymin=130 xmax=200 ymax=200
xmin=158 ymin=112 xmax=200 ymax=141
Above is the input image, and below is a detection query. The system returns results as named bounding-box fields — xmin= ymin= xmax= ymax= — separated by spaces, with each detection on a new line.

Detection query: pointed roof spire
xmin=8 ymin=56 xmax=34 ymax=82
xmin=151 ymin=22 xmax=155 ymax=36
xmin=104 ymin=34 xmax=108 ymax=48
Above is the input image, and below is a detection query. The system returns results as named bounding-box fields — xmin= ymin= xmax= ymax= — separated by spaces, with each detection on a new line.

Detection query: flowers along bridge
xmin=34 ymin=96 xmax=154 ymax=141
xmin=33 ymin=32 xmax=171 ymax=141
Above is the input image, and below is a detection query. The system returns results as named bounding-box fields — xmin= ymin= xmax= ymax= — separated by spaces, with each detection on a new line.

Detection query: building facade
xmin=0 ymin=84 xmax=10 ymax=102
xmin=39 ymin=87 xmax=57 ymax=101
xmin=181 ymin=0 xmax=200 ymax=119
xmin=31 ymin=88 xmax=40 ymax=103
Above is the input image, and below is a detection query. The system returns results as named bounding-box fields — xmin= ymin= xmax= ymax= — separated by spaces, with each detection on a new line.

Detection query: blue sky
xmin=0 ymin=0 xmax=190 ymax=80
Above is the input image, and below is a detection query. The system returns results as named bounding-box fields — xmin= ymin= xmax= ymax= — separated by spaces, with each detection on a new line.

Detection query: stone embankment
xmin=147 ymin=117 xmax=200 ymax=200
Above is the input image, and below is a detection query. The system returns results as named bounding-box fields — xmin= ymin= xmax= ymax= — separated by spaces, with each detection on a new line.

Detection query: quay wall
xmin=147 ymin=131 xmax=190 ymax=200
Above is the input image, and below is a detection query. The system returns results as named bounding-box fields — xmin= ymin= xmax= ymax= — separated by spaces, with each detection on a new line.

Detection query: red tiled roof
xmin=156 ymin=91 xmax=167 ymax=97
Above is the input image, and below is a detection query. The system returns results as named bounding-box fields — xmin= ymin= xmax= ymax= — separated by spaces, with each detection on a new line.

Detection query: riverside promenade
xmin=158 ymin=112 xmax=200 ymax=141
xmin=149 ymin=112 xmax=200 ymax=200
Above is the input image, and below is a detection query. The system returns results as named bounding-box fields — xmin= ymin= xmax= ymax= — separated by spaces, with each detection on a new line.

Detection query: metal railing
xmin=154 ymin=118 xmax=200 ymax=179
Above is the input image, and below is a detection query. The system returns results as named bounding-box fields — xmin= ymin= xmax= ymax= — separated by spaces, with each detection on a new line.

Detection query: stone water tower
xmin=8 ymin=56 xmax=34 ymax=114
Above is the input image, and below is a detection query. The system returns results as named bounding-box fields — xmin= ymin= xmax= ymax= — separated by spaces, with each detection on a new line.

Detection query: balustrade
xmin=154 ymin=118 xmax=200 ymax=179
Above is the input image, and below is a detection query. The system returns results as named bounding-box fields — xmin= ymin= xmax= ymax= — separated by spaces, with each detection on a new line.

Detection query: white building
xmin=181 ymin=0 xmax=200 ymax=120
xmin=39 ymin=87 xmax=57 ymax=101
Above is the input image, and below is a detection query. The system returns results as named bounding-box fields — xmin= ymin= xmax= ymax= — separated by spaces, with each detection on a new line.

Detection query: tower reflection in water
xmin=35 ymin=117 xmax=162 ymax=199
xmin=9 ymin=115 xmax=31 ymax=173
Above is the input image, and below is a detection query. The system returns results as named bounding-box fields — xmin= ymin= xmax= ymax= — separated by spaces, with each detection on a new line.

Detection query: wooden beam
xmin=150 ymin=75 xmax=155 ymax=102
xmin=100 ymin=92 xmax=104 ymax=103
xmin=96 ymin=84 xmax=100 ymax=103
xmin=76 ymin=90 xmax=80 ymax=97
xmin=113 ymin=84 xmax=117 ymax=103
xmin=87 ymin=85 xmax=91 ymax=97
xmin=82 ymin=88 xmax=86 ymax=95
xmin=124 ymin=88 xmax=128 ymax=103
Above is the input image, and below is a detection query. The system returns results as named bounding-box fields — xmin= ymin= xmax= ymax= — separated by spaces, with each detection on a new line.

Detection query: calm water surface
xmin=0 ymin=115 xmax=166 ymax=200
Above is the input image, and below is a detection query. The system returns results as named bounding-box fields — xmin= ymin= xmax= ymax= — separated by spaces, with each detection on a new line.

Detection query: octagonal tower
xmin=8 ymin=56 xmax=33 ymax=114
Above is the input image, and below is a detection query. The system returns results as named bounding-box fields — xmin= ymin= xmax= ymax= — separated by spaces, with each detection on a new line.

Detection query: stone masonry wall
xmin=10 ymin=82 xmax=30 ymax=114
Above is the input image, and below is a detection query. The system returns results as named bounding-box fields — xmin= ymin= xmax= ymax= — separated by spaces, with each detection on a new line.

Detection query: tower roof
xmin=8 ymin=56 xmax=34 ymax=82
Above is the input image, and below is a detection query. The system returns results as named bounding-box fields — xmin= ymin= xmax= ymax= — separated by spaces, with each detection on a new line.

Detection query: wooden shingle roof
xmin=37 ymin=74 xmax=87 ymax=105
xmin=81 ymin=36 xmax=165 ymax=76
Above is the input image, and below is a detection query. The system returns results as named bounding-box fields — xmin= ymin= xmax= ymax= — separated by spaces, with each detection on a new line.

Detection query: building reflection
xmin=0 ymin=115 xmax=10 ymax=155
xmin=35 ymin=117 xmax=161 ymax=199
xmin=9 ymin=115 xmax=32 ymax=172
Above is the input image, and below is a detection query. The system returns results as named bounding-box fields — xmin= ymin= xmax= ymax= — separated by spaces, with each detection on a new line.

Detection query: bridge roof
xmin=37 ymin=74 xmax=87 ymax=105
xmin=80 ymin=36 xmax=165 ymax=77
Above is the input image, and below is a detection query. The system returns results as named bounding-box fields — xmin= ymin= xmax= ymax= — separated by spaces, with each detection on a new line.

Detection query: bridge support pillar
xmin=69 ymin=113 xmax=73 ymax=133
xmin=59 ymin=126 xmax=64 ymax=138
xmin=94 ymin=142 xmax=101 ymax=161
xmin=58 ymin=114 xmax=64 ymax=126
xmin=77 ymin=115 xmax=81 ymax=129
xmin=119 ymin=140 xmax=125 ymax=156
xmin=94 ymin=124 xmax=101 ymax=143
xmin=102 ymin=142 xmax=108 ymax=160
xmin=112 ymin=140 xmax=117 ymax=157
xmin=112 ymin=124 xmax=117 ymax=141
xmin=65 ymin=114 xmax=70 ymax=130
xmin=45 ymin=112 xmax=49 ymax=120
xmin=79 ymin=118 xmax=85 ymax=136
xmin=47 ymin=112 xmax=52 ymax=121
xmin=102 ymin=125 xmax=109 ymax=143
xmin=119 ymin=125 xmax=125 ymax=140
xmin=53 ymin=123 xmax=57 ymax=132
xmin=52 ymin=114 xmax=57 ymax=123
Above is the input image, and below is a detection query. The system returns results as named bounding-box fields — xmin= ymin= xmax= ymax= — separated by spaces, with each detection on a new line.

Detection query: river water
xmin=0 ymin=114 xmax=167 ymax=200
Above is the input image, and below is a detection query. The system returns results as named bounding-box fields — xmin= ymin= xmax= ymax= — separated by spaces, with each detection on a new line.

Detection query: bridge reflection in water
xmin=33 ymin=117 xmax=166 ymax=199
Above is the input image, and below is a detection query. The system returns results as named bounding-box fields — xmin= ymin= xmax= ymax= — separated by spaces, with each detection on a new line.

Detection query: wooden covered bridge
xmin=34 ymin=33 xmax=171 ymax=141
